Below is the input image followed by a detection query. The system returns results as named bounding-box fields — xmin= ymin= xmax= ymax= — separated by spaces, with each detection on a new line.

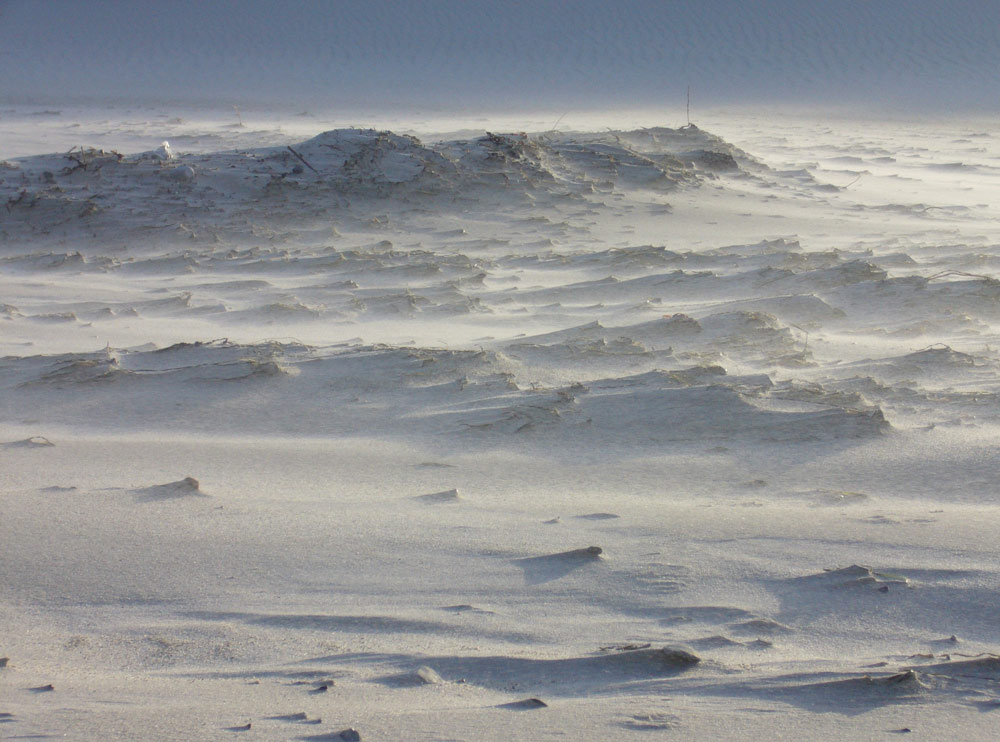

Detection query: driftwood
xmin=286 ymin=145 xmax=319 ymax=174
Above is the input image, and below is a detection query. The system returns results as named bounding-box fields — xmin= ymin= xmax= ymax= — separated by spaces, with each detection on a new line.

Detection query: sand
xmin=3 ymin=2 xmax=1000 ymax=740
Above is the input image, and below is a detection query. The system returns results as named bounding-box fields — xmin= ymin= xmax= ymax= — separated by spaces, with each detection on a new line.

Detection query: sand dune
xmin=3 ymin=4 xmax=1000 ymax=737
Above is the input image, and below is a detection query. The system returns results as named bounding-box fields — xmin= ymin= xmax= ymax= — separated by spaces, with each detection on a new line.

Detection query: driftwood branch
xmin=286 ymin=146 xmax=319 ymax=174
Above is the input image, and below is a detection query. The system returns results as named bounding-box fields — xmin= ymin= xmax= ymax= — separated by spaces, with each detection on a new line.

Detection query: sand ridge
xmin=3 ymin=72 xmax=1000 ymax=742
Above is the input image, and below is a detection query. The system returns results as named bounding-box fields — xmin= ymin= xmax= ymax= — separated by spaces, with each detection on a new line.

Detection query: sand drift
xmin=3 ymin=118 xmax=1000 ymax=739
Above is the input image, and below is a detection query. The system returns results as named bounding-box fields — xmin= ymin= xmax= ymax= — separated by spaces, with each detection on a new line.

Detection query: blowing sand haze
xmin=2 ymin=1 xmax=1000 ymax=740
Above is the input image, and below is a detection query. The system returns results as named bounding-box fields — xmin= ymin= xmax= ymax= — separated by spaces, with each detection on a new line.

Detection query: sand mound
xmin=4 ymin=436 xmax=55 ymax=448
xmin=134 ymin=476 xmax=207 ymax=502
xmin=514 ymin=546 xmax=604 ymax=585
xmin=799 ymin=565 xmax=910 ymax=589
xmin=0 ymin=125 xmax=753 ymax=251
xmin=917 ymin=656 xmax=1000 ymax=679
xmin=374 ymin=646 xmax=700 ymax=696
xmin=415 ymin=488 xmax=461 ymax=503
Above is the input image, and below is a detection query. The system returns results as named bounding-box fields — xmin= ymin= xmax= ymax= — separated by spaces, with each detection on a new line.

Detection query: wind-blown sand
xmin=3 ymin=2 xmax=1000 ymax=740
